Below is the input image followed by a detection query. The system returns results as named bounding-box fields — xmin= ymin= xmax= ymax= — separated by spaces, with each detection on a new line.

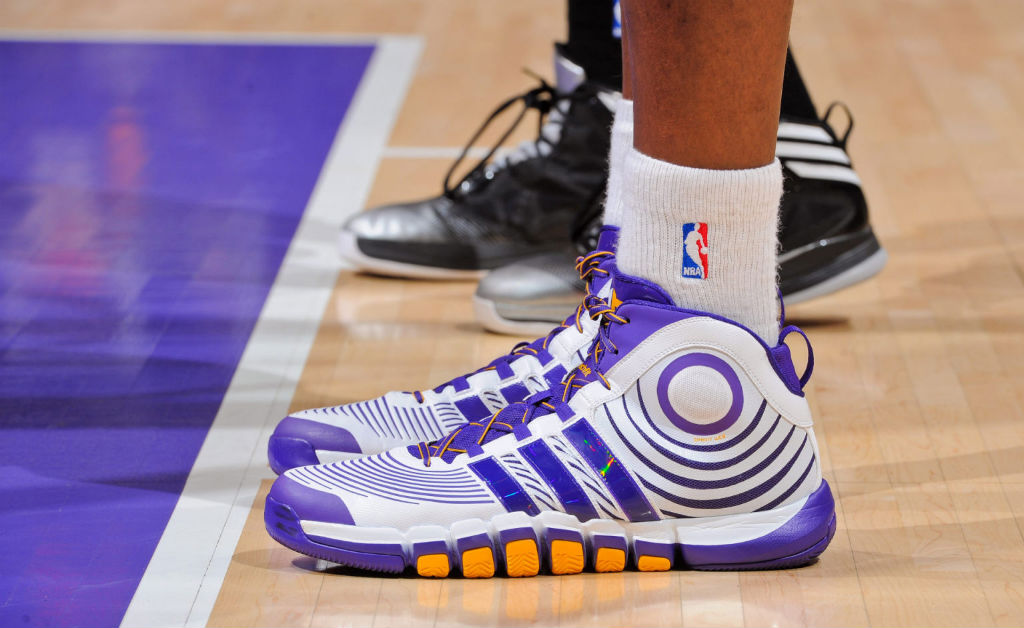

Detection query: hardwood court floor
xmin=7 ymin=0 xmax=1024 ymax=625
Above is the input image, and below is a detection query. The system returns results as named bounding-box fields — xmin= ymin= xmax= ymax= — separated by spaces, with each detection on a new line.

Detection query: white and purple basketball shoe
xmin=264 ymin=264 xmax=836 ymax=577
xmin=266 ymin=228 xmax=620 ymax=474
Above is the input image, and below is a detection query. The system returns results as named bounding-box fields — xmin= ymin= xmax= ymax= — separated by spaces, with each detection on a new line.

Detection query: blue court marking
xmin=0 ymin=39 xmax=373 ymax=627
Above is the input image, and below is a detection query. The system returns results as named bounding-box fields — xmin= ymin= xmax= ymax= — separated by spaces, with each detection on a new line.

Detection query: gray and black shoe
xmin=339 ymin=52 xmax=616 ymax=279
xmin=474 ymin=105 xmax=888 ymax=335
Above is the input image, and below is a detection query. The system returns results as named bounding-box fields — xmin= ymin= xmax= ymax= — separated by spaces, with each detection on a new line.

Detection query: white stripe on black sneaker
xmin=776 ymin=141 xmax=851 ymax=164
xmin=785 ymin=161 xmax=862 ymax=186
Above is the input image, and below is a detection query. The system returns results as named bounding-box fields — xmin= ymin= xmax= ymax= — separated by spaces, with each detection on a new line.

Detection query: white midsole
xmin=299 ymin=493 xmax=809 ymax=553
xmin=785 ymin=247 xmax=888 ymax=305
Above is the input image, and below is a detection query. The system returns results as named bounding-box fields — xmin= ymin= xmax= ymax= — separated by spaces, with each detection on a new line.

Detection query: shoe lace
xmin=442 ymin=74 xmax=575 ymax=199
xmin=408 ymin=249 xmax=615 ymax=404
xmin=411 ymin=288 xmax=630 ymax=466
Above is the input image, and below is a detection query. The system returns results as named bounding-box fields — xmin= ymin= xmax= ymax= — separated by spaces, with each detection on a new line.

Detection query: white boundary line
xmin=107 ymin=34 xmax=422 ymax=628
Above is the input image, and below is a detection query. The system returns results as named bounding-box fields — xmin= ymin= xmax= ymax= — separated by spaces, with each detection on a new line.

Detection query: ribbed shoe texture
xmin=617 ymin=150 xmax=782 ymax=343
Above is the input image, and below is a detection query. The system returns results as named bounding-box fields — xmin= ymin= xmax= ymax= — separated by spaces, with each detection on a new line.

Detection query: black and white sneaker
xmin=776 ymin=105 xmax=887 ymax=302
xmin=339 ymin=52 xmax=615 ymax=279
xmin=474 ymin=105 xmax=887 ymax=335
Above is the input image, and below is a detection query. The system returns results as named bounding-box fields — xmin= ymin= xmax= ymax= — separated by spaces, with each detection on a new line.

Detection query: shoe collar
xmin=601 ymin=263 xmax=809 ymax=397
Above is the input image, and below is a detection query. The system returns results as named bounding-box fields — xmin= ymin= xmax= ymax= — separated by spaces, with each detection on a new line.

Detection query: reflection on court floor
xmin=0 ymin=38 xmax=372 ymax=626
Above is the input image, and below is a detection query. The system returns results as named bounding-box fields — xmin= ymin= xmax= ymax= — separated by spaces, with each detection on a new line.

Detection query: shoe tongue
xmin=553 ymin=48 xmax=587 ymax=94
xmin=596 ymin=225 xmax=619 ymax=253
xmin=610 ymin=265 xmax=676 ymax=307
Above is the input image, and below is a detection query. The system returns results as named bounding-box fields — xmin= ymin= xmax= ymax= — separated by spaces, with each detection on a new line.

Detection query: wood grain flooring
xmin=5 ymin=0 xmax=1024 ymax=624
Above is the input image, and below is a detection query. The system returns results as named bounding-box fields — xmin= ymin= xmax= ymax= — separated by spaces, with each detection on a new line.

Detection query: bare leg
xmin=624 ymin=0 xmax=793 ymax=169
xmin=615 ymin=0 xmax=794 ymax=343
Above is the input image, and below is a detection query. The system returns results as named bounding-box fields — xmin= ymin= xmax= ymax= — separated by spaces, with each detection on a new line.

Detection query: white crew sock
xmin=602 ymin=98 xmax=633 ymax=228
xmin=617 ymin=149 xmax=782 ymax=344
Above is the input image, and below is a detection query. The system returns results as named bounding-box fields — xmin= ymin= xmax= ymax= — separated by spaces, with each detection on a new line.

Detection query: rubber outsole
xmin=784 ymin=247 xmax=887 ymax=305
xmin=780 ymin=226 xmax=887 ymax=303
xmin=266 ymin=497 xmax=407 ymax=573
xmin=338 ymin=230 xmax=486 ymax=280
xmin=266 ymin=480 xmax=837 ymax=578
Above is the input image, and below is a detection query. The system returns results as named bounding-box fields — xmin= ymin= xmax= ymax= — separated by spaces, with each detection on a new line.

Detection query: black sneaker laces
xmin=442 ymin=77 xmax=571 ymax=199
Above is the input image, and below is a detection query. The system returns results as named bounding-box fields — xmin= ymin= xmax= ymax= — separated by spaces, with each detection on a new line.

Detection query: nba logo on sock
xmin=681 ymin=222 xmax=709 ymax=279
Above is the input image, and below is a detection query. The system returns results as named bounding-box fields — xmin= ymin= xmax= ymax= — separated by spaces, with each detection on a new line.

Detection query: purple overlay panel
xmin=562 ymin=420 xmax=658 ymax=522
xmin=468 ymin=457 xmax=540 ymax=516
xmin=518 ymin=439 xmax=599 ymax=522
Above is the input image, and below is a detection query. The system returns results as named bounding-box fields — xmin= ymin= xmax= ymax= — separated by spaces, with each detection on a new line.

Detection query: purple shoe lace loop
xmin=778 ymin=324 xmax=814 ymax=388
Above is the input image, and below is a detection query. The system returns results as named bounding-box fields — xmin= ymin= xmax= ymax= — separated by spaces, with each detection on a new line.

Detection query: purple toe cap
xmin=268 ymin=474 xmax=355 ymax=526
xmin=268 ymin=416 xmax=361 ymax=474
xmin=275 ymin=415 xmax=363 ymax=453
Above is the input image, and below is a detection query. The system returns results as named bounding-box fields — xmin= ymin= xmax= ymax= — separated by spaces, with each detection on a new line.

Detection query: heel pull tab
xmin=823 ymin=101 xmax=854 ymax=150
xmin=778 ymin=325 xmax=815 ymax=389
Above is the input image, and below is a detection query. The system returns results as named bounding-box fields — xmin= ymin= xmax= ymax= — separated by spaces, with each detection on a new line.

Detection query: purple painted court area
xmin=0 ymin=40 xmax=373 ymax=627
